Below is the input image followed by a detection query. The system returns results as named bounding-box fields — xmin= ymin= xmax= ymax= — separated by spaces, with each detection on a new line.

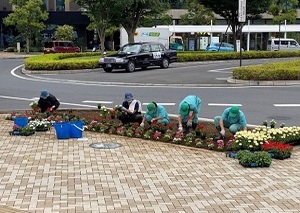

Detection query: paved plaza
xmin=0 ymin=114 xmax=300 ymax=213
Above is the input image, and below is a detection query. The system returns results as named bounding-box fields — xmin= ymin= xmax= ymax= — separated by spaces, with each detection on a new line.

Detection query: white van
xmin=267 ymin=38 xmax=300 ymax=51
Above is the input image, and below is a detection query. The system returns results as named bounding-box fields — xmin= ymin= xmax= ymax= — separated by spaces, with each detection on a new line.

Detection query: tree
xmin=198 ymin=0 xmax=272 ymax=48
xmin=140 ymin=12 xmax=173 ymax=27
xmin=55 ymin=25 xmax=74 ymax=41
xmin=269 ymin=0 xmax=298 ymax=25
xmin=117 ymin=0 xmax=170 ymax=43
xmin=73 ymin=0 xmax=131 ymax=54
xmin=180 ymin=0 xmax=215 ymax=25
xmin=4 ymin=0 xmax=48 ymax=53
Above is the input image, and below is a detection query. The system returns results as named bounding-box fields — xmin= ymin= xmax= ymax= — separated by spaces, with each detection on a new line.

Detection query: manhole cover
xmin=89 ymin=142 xmax=122 ymax=149
xmin=267 ymin=116 xmax=291 ymax=121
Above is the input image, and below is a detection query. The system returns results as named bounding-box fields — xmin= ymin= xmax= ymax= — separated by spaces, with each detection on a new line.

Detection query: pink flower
xmin=153 ymin=131 xmax=162 ymax=140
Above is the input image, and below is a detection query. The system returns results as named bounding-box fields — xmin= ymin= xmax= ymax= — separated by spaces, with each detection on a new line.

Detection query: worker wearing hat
xmin=178 ymin=95 xmax=202 ymax=132
xmin=118 ymin=92 xmax=142 ymax=124
xmin=140 ymin=102 xmax=169 ymax=127
xmin=214 ymin=105 xmax=247 ymax=139
xmin=37 ymin=90 xmax=60 ymax=113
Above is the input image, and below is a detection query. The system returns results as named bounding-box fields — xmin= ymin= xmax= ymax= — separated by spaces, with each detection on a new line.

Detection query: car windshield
xmin=119 ymin=44 xmax=142 ymax=54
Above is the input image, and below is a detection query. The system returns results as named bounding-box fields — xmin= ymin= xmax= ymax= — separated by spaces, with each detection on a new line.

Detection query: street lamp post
xmin=278 ymin=22 xmax=281 ymax=51
xmin=278 ymin=20 xmax=285 ymax=51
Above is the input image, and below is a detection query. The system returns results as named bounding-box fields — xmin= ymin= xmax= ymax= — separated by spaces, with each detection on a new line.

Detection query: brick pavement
xmin=1 ymin=115 xmax=300 ymax=213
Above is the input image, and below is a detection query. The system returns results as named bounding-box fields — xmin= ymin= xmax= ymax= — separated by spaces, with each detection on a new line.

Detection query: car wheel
xmin=141 ymin=66 xmax=147 ymax=70
xmin=160 ymin=57 xmax=169 ymax=69
xmin=126 ymin=61 xmax=135 ymax=72
xmin=103 ymin=68 xmax=113 ymax=72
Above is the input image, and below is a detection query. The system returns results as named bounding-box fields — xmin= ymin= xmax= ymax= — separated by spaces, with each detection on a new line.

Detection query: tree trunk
xmin=124 ymin=27 xmax=136 ymax=44
xmin=97 ymin=29 xmax=106 ymax=56
xmin=26 ymin=32 xmax=30 ymax=54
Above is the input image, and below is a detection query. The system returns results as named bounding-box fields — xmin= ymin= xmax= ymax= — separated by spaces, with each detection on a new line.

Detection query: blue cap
xmin=40 ymin=90 xmax=49 ymax=99
xmin=124 ymin=92 xmax=133 ymax=101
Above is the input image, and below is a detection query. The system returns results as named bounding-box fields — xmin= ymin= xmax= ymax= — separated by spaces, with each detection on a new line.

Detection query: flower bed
xmin=261 ymin=140 xmax=293 ymax=160
xmin=5 ymin=109 xmax=300 ymax=156
xmin=231 ymin=126 xmax=300 ymax=151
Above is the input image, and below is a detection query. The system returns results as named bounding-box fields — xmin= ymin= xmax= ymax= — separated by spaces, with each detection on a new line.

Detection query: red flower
xmin=197 ymin=123 xmax=205 ymax=130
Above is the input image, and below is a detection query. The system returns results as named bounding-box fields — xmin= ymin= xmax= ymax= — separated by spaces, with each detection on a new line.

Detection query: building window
xmin=56 ymin=0 xmax=65 ymax=11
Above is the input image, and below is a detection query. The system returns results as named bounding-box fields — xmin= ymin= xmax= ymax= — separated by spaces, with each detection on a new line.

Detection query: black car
xmin=98 ymin=42 xmax=177 ymax=72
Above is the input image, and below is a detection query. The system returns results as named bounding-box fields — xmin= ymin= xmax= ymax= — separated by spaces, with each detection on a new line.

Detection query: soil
xmin=57 ymin=109 xmax=235 ymax=145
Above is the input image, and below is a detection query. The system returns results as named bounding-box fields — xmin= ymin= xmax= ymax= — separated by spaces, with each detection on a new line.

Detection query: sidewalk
xmin=1 ymin=114 xmax=300 ymax=213
xmin=0 ymin=51 xmax=40 ymax=59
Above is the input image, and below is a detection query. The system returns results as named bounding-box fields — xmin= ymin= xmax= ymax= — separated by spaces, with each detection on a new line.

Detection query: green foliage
xmin=24 ymin=52 xmax=101 ymax=70
xmin=269 ymin=0 xmax=298 ymax=24
xmin=73 ymin=0 xmax=132 ymax=54
xmin=3 ymin=0 xmax=48 ymax=53
xmin=180 ymin=0 xmax=215 ymax=25
xmin=118 ymin=0 xmax=170 ymax=43
xmin=237 ymin=150 xmax=272 ymax=167
xmin=233 ymin=57 xmax=300 ymax=80
xmin=55 ymin=25 xmax=75 ymax=41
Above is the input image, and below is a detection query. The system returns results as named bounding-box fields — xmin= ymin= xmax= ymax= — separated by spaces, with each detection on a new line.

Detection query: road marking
xmin=12 ymin=66 xmax=300 ymax=89
xmin=274 ymin=104 xmax=300 ymax=107
xmin=82 ymin=100 xmax=113 ymax=104
xmin=207 ymin=67 xmax=234 ymax=73
xmin=208 ymin=103 xmax=242 ymax=106
xmin=0 ymin=95 xmax=97 ymax=108
xmin=142 ymin=103 xmax=176 ymax=106
xmin=61 ymin=102 xmax=97 ymax=108
xmin=0 ymin=95 xmax=36 ymax=101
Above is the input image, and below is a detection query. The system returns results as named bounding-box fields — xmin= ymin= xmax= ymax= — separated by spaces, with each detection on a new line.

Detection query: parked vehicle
xmin=267 ymin=38 xmax=300 ymax=51
xmin=44 ymin=41 xmax=80 ymax=54
xmin=120 ymin=27 xmax=185 ymax=51
xmin=206 ymin=42 xmax=235 ymax=52
xmin=98 ymin=42 xmax=177 ymax=73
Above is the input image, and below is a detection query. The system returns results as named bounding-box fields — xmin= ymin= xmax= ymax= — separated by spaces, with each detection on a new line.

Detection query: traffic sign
xmin=238 ymin=0 xmax=246 ymax=23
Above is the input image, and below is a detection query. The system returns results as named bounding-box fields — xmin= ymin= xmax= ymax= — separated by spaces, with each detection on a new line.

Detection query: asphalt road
xmin=1 ymin=58 xmax=300 ymax=126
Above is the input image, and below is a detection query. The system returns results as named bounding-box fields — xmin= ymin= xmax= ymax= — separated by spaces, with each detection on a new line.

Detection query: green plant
xmin=270 ymin=119 xmax=276 ymax=128
xmin=263 ymin=120 xmax=268 ymax=127
xmin=253 ymin=151 xmax=272 ymax=167
xmin=18 ymin=125 xmax=36 ymax=136
xmin=237 ymin=150 xmax=272 ymax=167
xmin=195 ymin=138 xmax=203 ymax=148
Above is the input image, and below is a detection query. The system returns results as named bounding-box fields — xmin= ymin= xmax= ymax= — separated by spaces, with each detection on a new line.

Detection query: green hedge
xmin=24 ymin=52 xmax=101 ymax=70
xmin=24 ymin=51 xmax=300 ymax=81
xmin=233 ymin=59 xmax=300 ymax=80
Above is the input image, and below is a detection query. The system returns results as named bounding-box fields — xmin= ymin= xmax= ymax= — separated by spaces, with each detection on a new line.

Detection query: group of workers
xmin=36 ymin=90 xmax=247 ymax=138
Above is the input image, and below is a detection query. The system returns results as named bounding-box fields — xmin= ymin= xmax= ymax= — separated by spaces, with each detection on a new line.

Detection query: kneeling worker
xmin=140 ymin=102 xmax=169 ymax=127
xmin=214 ymin=105 xmax=247 ymax=139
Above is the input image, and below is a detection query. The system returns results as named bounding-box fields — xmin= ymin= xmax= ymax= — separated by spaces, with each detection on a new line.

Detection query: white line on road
xmin=61 ymin=102 xmax=97 ymax=108
xmin=0 ymin=95 xmax=36 ymax=101
xmin=82 ymin=100 xmax=113 ymax=104
xmin=274 ymin=104 xmax=300 ymax=107
xmin=207 ymin=67 xmax=234 ymax=73
xmin=208 ymin=103 xmax=242 ymax=106
xmin=142 ymin=103 xmax=176 ymax=106
xmin=0 ymin=95 xmax=97 ymax=108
